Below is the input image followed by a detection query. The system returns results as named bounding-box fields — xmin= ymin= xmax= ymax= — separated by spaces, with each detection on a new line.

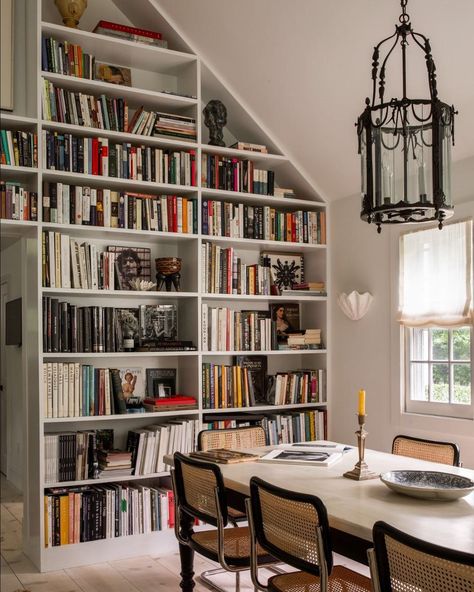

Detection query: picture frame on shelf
xmin=94 ymin=61 xmax=132 ymax=86
xmin=146 ymin=368 xmax=177 ymax=398
xmin=269 ymin=302 xmax=300 ymax=343
xmin=108 ymin=246 xmax=151 ymax=291
xmin=118 ymin=367 xmax=145 ymax=402
xmin=261 ymin=251 xmax=304 ymax=291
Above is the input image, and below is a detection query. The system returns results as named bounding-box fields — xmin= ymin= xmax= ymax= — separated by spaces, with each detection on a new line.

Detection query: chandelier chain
xmin=399 ymin=0 xmax=410 ymax=24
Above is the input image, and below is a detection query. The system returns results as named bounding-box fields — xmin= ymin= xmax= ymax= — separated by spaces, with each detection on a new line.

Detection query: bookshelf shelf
xmin=42 ymin=169 xmax=197 ymax=193
xmin=3 ymin=0 xmax=328 ymax=572
xmin=41 ymin=288 xmax=199 ymax=298
xmin=41 ymin=22 xmax=198 ymax=73
xmin=201 ymin=187 xmax=325 ymax=209
xmin=42 ymin=72 xmax=198 ymax=109
xmin=42 ymin=408 xmax=199 ymax=423
xmin=42 ymin=120 xmax=198 ymax=151
xmin=40 ymin=222 xmax=198 ymax=243
xmin=203 ymin=402 xmax=327 ymax=414
xmin=203 ymin=234 xmax=326 ymax=252
xmin=45 ymin=471 xmax=171 ymax=489
xmin=202 ymin=293 xmax=327 ymax=302
xmin=201 ymin=350 xmax=327 ymax=356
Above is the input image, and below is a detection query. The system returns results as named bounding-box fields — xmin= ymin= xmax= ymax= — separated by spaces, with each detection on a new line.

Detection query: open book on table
xmin=189 ymin=449 xmax=260 ymax=464
xmin=259 ymin=442 xmax=349 ymax=467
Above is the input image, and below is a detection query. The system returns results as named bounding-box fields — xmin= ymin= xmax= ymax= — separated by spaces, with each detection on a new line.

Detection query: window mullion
xmin=428 ymin=328 xmax=433 ymax=402
xmin=448 ymin=328 xmax=453 ymax=404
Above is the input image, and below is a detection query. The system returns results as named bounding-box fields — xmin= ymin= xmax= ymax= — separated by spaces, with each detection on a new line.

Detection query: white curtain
xmin=399 ymin=220 xmax=473 ymax=327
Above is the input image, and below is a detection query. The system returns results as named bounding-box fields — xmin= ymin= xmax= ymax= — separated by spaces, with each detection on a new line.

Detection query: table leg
xmin=179 ymin=511 xmax=195 ymax=591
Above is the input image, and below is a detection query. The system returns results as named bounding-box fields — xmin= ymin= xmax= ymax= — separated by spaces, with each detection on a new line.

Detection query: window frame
xmin=404 ymin=326 xmax=474 ymax=419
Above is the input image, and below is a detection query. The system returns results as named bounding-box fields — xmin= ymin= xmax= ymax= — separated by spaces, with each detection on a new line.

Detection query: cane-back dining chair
xmin=392 ymin=434 xmax=460 ymax=466
xmin=368 ymin=520 xmax=474 ymax=592
xmin=246 ymin=476 xmax=372 ymax=592
xmin=198 ymin=425 xmax=266 ymax=524
xmin=171 ymin=451 xmax=275 ymax=591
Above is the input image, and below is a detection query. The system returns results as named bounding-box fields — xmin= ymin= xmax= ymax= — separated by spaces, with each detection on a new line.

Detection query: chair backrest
xmin=198 ymin=426 xmax=266 ymax=451
xmin=372 ymin=521 xmax=474 ymax=592
xmin=173 ymin=451 xmax=228 ymax=527
xmin=249 ymin=476 xmax=333 ymax=577
xmin=392 ymin=434 xmax=460 ymax=466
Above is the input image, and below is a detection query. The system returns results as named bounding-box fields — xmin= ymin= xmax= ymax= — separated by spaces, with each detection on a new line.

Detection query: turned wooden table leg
xmin=179 ymin=511 xmax=195 ymax=591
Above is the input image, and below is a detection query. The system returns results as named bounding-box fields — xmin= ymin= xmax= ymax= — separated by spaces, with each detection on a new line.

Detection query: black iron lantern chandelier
xmin=357 ymin=0 xmax=456 ymax=233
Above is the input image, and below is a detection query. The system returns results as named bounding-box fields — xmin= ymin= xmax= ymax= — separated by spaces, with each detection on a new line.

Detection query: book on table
xmin=189 ymin=449 xmax=260 ymax=464
xmin=258 ymin=443 xmax=346 ymax=467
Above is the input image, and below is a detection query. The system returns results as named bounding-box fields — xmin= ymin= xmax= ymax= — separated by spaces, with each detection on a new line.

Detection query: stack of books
xmin=273 ymin=187 xmax=296 ymax=199
xmin=229 ymin=141 xmax=268 ymax=154
xmin=93 ymin=20 xmax=168 ymax=49
xmin=153 ymin=112 xmax=197 ymax=141
xmin=285 ymin=329 xmax=322 ymax=350
xmin=281 ymin=282 xmax=327 ymax=297
xmin=97 ymin=449 xmax=133 ymax=478
xmin=143 ymin=395 xmax=197 ymax=412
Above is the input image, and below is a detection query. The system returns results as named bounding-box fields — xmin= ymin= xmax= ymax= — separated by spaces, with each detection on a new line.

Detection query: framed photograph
xmin=118 ymin=367 xmax=145 ymax=402
xmin=269 ymin=302 xmax=300 ymax=343
xmin=94 ymin=61 xmax=132 ymax=86
xmin=139 ymin=304 xmax=178 ymax=344
xmin=115 ymin=308 xmax=140 ymax=351
xmin=0 ymin=0 xmax=14 ymax=110
xmin=108 ymin=246 xmax=151 ymax=291
xmin=146 ymin=368 xmax=177 ymax=398
xmin=261 ymin=252 xmax=304 ymax=290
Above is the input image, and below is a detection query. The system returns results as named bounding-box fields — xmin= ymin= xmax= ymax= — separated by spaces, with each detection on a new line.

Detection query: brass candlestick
xmin=343 ymin=414 xmax=379 ymax=480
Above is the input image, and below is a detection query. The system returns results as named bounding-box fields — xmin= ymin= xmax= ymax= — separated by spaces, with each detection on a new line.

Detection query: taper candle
xmin=358 ymin=389 xmax=366 ymax=416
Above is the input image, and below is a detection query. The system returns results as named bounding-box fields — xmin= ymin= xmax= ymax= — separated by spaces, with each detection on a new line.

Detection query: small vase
xmin=55 ymin=0 xmax=88 ymax=28
xmin=155 ymin=257 xmax=182 ymax=292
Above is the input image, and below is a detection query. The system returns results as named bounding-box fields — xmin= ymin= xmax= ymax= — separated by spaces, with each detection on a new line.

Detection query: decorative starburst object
xmin=272 ymin=258 xmax=301 ymax=289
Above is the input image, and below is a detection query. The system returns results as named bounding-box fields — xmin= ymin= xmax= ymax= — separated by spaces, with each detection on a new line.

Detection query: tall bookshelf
xmin=0 ymin=0 xmax=329 ymax=571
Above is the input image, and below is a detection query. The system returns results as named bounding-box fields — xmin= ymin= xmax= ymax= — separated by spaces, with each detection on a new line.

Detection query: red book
xmin=93 ymin=20 xmax=162 ymax=40
xmin=291 ymin=212 xmax=297 ymax=242
xmin=143 ymin=396 xmax=196 ymax=405
xmin=91 ymin=138 xmax=99 ymax=175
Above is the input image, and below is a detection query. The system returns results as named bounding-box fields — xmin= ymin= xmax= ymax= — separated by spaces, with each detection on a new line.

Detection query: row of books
xmin=42 ymin=232 xmax=115 ymax=290
xmin=201 ymin=363 xmax=253 ymax=409
xmin=201 ymin=243 xmax=273 ymax=295
xmin=42 ymin=299 xmax=181 ymax=353
xmin=263 ymin=409 xmax=327 ymax=445
xmin=131 ymin=107 xmax=196 ymax=141
xmin=0 ymin=129 xmax=38 ymax=168
xmin=127 ymin=419 xmax=198 ymax=475
xmin=93 ymin=20 xmax=168 ymax=48
xmin=202 ymin=305 xmax=276 ymax=352
xmin=42 ymin=78 xmax=129 ymax=131
xmin=0 ymin=181 xmax=38 ymax=221
xmin=43 ymin=130 xmax=197 ymax=185
xmin=42 ymin=183 xmax=198 ymax=232
xmin=44 ymin=483 xmax=174 ymax=547
xmin=42 ymin=363 xmax=129 ymax=419
xmin=268 ymin=369 xmax=326 ymax=406
xmin=201 ymin=154 xmax=275 ymax=195
xmin=42 ymin=36 xmax=95 ymax=79
xmin=202 ymin=200 xmax=326 ymax=244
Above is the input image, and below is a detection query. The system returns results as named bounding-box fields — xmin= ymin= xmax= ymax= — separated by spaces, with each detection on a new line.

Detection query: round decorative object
xmin=54 ymin=0 xmax=88 ymax=28
xmin=155 ymin=257 xmax=182 ymax=292
xmin=380 ymin=470 xmax=474 ymax=501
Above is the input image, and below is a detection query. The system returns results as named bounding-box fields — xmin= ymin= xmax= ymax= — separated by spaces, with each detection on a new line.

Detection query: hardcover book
xmin=258 ymin=446 xmax=343 ymax=467
xmin=269 ymin=302 xmax=300 ymax=343
xmin=115 ymin=308 xmax=140 ymax=351
xmin=189 ymin=449 xmax=260 ymax=464
xmin=139 ymin=304 xmax=178 ymax=345
xmin=118 ymin=367 xmax=145 ymax=402
xmin=94 ymin=62 xmax=132 ymax=86
xmin=145 ymin=368 xmax=176 ymax=398
xmin=234 ymin=356 xmax=267 ymax=405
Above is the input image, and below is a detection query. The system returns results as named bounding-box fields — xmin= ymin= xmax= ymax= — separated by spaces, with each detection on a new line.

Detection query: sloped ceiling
xmin=156 ymin=0 xmax=474 ymax=203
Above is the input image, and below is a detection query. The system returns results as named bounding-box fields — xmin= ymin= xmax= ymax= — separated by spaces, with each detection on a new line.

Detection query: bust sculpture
xmin=203 ymin=99 xmax=227 ymax=146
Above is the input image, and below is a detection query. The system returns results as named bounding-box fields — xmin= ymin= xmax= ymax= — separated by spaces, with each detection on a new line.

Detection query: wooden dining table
xmin=169 ymin=445 xmax=474 ymax=591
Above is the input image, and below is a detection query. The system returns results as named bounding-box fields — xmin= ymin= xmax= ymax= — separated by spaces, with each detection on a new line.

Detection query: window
xmin=400 ymin=221 xmax=474 ymax=419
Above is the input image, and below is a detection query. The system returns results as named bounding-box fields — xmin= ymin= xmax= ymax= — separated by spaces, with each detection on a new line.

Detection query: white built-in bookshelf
xmin=0 ymin=0 xmax=329 ymax=572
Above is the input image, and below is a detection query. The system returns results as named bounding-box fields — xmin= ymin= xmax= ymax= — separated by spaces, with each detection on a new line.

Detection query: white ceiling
xmin=156 ymin=0 xmax=474 ymax=202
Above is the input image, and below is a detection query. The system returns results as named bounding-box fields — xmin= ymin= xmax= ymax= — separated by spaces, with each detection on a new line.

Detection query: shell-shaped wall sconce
xmin=337 ymin=291 xmax=373 ymax=321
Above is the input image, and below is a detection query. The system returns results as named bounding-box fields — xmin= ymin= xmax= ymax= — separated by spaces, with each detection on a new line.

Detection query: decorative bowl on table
xmin=380 ymin=470 xmax=474 ymax=501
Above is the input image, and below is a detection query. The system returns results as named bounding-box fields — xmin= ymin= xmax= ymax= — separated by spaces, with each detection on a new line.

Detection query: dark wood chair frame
xmin=391 ymin=434 xmax=461 ymax=466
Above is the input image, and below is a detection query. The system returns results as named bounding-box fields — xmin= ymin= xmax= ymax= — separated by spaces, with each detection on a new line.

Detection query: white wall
xmin=1 ymin=240 xmax=25 ymax=490
xmin=330 ymin=158 xmax=474 ymax=469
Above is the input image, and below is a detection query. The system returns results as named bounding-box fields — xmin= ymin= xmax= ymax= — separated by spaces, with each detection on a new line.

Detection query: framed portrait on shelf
xmin=118 ymin=367 xmax=145 ymax=402
xmin=0 ymin=0 xmax=14 ymax=111
xmin=108 ymin=246 xmax=151 ymax=290
xmin=269 ymin=302 xmax=300 ymax=343
xmin=261 ymin=251 xmax=304 ymax=291
xmin=94 ymin=62 xmax=132 ymax=86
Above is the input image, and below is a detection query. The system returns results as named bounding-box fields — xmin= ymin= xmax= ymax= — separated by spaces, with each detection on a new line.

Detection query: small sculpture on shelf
xmin=203 ymin=99 xmax=227 ymax=146
xmin=156 ymin=257 xmax=182 ymax=292
xmin=54 ymin=0 xmax=87 ymax=28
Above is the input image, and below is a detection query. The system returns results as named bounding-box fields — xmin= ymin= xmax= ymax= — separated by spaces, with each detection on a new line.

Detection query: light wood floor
xmin=1 ymin=475 xmax=369 ymax=591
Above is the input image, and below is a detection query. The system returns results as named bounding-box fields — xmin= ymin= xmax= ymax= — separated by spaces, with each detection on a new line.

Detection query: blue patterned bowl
xmin=380 ymin=470 xmax=474 ymax=501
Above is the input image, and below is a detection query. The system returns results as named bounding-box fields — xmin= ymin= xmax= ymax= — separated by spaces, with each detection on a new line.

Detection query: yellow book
xmin=236 ymin=366 xmax=242 ymax=408
xmin=309 ymin=413 xmax=316 ymax=441
xmin=59 ymin=495 xmax=69 ymax=546
xmin=221 ymin=365 xmax=227 ymax=408
xmin=182 ymin=197 xmax=188 ymax=233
